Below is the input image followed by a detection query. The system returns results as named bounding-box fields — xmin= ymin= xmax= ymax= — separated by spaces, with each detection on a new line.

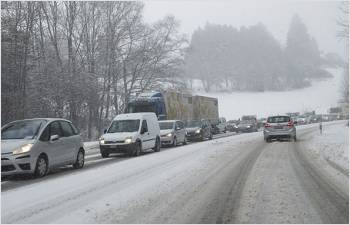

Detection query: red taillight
xmin=264 ymin=123 xmax=271 ymax=128
xmin=287 ymin=121 xmax=294 ymax=127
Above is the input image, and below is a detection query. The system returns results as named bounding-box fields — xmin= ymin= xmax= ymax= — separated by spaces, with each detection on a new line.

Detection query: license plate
xmin=275 ymin=126 xmax=283 ymax=129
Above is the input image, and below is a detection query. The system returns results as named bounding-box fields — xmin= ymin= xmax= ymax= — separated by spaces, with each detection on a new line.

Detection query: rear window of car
xmin=267 ymin=116 xmax=291 ymax=123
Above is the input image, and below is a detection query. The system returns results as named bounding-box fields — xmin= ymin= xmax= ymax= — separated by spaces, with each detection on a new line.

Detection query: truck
xmin=126 ymin=91 xmax=219 ymax=121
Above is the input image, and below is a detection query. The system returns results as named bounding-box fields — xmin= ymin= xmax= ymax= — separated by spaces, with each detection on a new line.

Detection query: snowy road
xmin=1 ymin=122 xmax=348 ymax=223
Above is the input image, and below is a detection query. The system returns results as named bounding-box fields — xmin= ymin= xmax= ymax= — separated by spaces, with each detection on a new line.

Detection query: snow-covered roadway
xmin=1 ymin=121 xmax=348 ymax=223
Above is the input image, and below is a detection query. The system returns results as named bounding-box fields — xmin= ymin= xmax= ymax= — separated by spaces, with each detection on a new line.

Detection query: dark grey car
xmin=263 ymin=116 xmax=297 ymax=142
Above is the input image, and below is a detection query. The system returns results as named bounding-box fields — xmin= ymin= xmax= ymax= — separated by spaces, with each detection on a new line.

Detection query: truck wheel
xmin=173 ymin=137 xmax=177 ymax=147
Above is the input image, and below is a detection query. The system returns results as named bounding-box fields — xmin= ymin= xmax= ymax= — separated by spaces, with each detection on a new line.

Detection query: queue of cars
xmin=2 ymin=112 xmax=317 ymax=179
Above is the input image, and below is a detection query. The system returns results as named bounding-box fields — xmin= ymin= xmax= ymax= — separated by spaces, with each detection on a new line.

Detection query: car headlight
xmin=13 ymin=143 xmax=33 ymax=155
xmin=195 ymin=129 xmax=201 ymax=134
xmin=124 ymin=137 xmax=133 ymax=144
xmin=99 ymin=138 xmax=105 ymax=145
xmin=166 ymin=133 xmax=172 ymax=137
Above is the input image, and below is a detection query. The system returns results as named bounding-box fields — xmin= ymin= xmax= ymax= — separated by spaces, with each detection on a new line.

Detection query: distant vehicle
xmin=238 ymin=115 xmax=258 ymax=132
xmin=185 ymin=119 xmax=213 ymax=141
xmin=226 ymin=120 xmax=239 ymax=132
xmin=99 ymin=113 xmax=160 ymax=157
xmin=159 ymin=120 xmax=187 ymax=147
xmin=257 ymin=118 xmax=267 ymax=129
xmin=308 ymin=115 xmax=322 ymax=123
xmin=126 ymin=91 xmax=219 ymax=121
xmin=210 ymin=117 xmax=227 ymax=134
xmin=263 ymin=115 xmax=297 ymax=142
xmin=296 ymin=116 xmax=307 ymax=125
xmin=1 ymin=118 xmax=85 ymax=178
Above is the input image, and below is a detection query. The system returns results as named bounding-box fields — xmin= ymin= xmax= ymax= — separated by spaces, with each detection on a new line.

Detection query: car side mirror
xmin=50 ymin=134 xmax=60 ymax=142
xmin=104 ymin=128 xmax=107 ymax=134
xmin=294 ymin=121 xmax=298 ymax=125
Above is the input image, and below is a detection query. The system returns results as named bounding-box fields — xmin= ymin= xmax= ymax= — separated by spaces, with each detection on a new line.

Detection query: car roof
xmin=7 ymin=118 xmax=72 ymax=123
xmin=158 ymin=120 xmax=179 ymax=123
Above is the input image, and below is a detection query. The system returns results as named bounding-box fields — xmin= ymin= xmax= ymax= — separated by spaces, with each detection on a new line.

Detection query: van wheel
xmin=73 ymin=150 xmax=84 ymax=169
xmin=173 ymin=137 xmax=177 ymax=147
xmin=153 ymin=138 xmax=160 ymax=152
xmin=34 ymin=155 xmax=48 ymax=178
xmin=134 ymin=142 xmax=141 ymax=157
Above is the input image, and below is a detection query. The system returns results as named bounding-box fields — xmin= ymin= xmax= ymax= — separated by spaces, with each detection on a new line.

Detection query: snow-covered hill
xmin=192 ymin=68 xmax=344 ymax=120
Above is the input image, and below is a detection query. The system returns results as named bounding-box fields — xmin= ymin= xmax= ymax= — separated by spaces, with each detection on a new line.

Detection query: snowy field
xmin=192 ymin=68 xmax=344 ymax=120
xmin=303 ymin=121 xmax=349 ymax=174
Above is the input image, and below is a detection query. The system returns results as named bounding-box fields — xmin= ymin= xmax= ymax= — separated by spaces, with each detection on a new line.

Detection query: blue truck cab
xmin=127 ymin=92 xmax=167 ymax=120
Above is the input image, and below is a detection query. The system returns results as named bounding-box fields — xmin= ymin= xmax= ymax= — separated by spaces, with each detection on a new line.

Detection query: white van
xmin=99 ymin=113 xmax=160 ymax=157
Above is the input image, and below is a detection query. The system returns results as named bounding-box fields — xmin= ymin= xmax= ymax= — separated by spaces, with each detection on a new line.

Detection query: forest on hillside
xmin=185 ymin=15 xmax=344 ymax=92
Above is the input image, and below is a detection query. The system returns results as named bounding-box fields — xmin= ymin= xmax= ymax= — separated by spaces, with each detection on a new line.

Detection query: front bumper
xmin=160 ymin=136 xmax=173 ymax=145
xmin=100 ymin=142 xmax=137 ymax=154
xmin=1 ymin=153 xmax=35 ymax=176
xmin=186 ymin=132 xmax=202 ymax=141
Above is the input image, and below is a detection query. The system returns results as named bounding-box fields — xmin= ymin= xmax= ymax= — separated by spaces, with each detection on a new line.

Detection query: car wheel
xmin=153 ymin=137 xmax=161 ymax=152
xmin=73 ymin=150 xmax=85 ymax=169
xmin=101 ymin=151 xmax=109 ymax=158
xmin=265 ymin=137 xmax=270 ymax=143
xmin=294 ymin=136 xmax=297 ymax=142
xmin=183 ymin=136 xmax=187 ymax=145
xmin=34 ymin=155 xmax=48 ymax=178
xmin=173 ymin=137 xmax=177 ymax=147
xmin=209 ymin=132 xmax=213 ymax=140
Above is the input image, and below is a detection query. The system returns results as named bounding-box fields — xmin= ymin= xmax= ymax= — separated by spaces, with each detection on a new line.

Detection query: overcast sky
xmin=143 ymin=0 xmax=348 ymax=59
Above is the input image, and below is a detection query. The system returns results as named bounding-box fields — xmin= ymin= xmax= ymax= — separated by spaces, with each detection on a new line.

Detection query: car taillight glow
xmin=264 ymin=123 xmax=271 ymax=128
xmin=287 ymin=121 xmax=294 ymax=127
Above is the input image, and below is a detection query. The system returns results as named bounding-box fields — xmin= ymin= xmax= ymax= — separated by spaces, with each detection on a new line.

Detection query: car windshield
xmin=186 ymin=120 xmax=201 ymax=128
xmin=242 ymin=116 xmax=256 ymax=121
xmin=159 ymin=122 xmax=174 ymax=130
xmin=267 ymin=116 xmax=290 ymax=123
xmin=1 ymin=119 xmax=46 ymax=140
xmin=108 ymin=120 xmax=140 ymax=133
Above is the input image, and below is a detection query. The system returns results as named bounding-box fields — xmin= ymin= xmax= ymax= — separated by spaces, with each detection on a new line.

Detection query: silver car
xmin=1 ymin=118 xmax=85 ymax=178
xmin=159 ymin=120 xmax=187 ymax=146
xmin=263 ymin=115 xmax=297 ymax=142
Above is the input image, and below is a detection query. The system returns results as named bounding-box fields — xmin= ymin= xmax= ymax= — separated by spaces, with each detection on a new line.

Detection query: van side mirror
xmin=104 ymin=129 xmax=107 ymax=134
xmin=50 ymin=134 xmax=60 ymax=142
xmin=141 ymin=127 xmax=147 ymax=134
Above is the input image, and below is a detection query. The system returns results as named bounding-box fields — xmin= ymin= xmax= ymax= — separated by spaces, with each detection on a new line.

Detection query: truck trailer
xmin=126 ymin=91 xmax=219 ymax=121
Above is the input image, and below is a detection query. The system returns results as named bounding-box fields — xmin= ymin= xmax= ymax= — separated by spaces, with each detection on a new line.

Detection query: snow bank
xmin=305 ymin=122 xmax=349 ymax=174
xmin=193 ymin=68 xmax=343 ymax=120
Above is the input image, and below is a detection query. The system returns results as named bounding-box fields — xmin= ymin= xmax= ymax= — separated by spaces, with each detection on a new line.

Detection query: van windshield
xmin=108 ymin=120 xmax=140 ymax=133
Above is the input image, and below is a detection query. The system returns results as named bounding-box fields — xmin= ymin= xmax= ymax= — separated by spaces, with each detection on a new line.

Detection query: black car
xmin=185 ymin=119 xmax=213 ymax=141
